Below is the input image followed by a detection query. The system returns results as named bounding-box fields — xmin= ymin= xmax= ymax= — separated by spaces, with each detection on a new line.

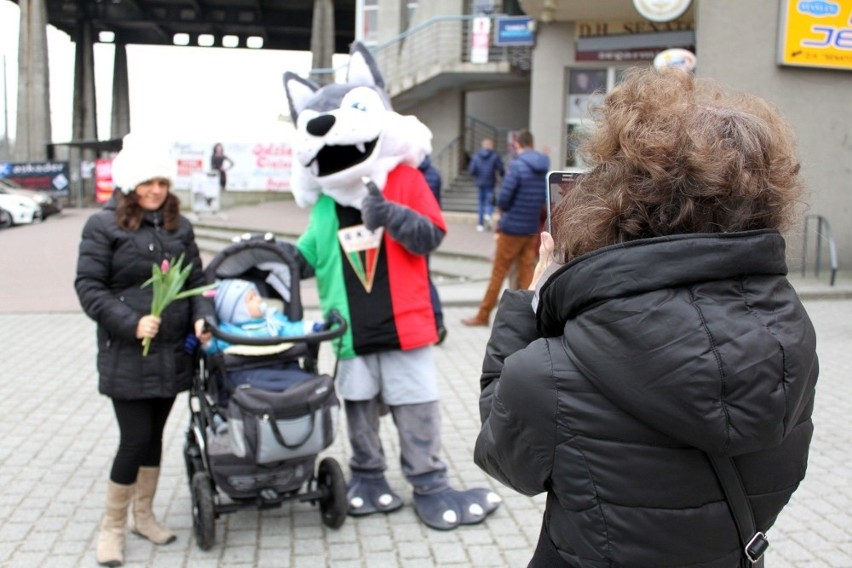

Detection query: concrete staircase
xmin=441 ymin=174 xmax=478 ymax=214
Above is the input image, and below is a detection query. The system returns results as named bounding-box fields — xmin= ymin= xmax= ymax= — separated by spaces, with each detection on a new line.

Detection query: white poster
xmin=171 ymin=139 xmax=295 ymax=193
xmin=470 ymin=17 xmax=492 ymax=64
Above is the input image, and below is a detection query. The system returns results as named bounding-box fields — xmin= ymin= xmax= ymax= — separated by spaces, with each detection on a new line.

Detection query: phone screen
xmin=546 ymin=169 xmax=585 ymax=236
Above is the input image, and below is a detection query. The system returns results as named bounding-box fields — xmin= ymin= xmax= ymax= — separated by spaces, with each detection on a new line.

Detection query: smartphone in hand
xmin=546 ymin=168 xmax=586 ymax=236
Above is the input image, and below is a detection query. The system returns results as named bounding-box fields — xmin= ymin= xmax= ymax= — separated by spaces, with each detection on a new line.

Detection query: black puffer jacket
xmin=474 ymin=230 xmax=817 ymax=567
xmin=75 ymin=198 xmax=214 ymax=399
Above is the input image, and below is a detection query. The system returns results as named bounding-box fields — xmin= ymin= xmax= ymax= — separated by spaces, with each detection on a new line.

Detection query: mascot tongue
xmin=284 ymin=42 xmax=432 ymax=209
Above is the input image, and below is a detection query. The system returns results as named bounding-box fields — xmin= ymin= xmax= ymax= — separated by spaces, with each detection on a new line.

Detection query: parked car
xmin=0 ymin=193 xmax=42 ymax=226
xmin=0 ymin=178 xmax=63 ymax=218
xmin=0 ymin=207 xmax=13 ymax=228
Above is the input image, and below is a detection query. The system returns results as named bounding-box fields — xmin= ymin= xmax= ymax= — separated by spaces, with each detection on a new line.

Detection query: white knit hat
xmin=111 ymin=133 xmax=176 ymax=194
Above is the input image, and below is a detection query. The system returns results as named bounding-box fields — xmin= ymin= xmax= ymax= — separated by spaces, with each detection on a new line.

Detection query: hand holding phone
xmin=546 ymin=168 xmax=586 ymax=236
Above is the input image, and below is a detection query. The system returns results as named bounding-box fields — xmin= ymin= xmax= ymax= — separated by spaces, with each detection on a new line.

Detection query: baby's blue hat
xmin=215 ymin=279 xmax=258 ymax=324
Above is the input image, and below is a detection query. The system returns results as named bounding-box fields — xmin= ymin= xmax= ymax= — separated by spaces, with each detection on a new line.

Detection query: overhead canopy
xmin=10 ymin=0 xmax=357 ymax=53
xmin=46 ymin=138 xmax=123 ymax=160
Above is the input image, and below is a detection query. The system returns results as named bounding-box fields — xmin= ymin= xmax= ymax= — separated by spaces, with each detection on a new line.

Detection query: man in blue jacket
xmin=468 ymin=138 xmax=504 ymax=231
xmin=463 ymin=130 xmax=550 ymax=326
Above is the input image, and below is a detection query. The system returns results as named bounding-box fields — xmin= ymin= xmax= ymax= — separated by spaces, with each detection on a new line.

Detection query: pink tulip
xmin=160 ymin=259 xmax=170 ymax=273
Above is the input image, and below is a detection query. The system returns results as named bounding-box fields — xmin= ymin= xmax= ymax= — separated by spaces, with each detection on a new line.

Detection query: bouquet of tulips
xmin=140 ymin=254 xmax=217 ymax=356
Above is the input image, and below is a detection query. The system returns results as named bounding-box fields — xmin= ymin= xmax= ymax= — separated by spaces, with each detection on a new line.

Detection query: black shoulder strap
xmin=707 ymin=454 xmax=770 ymax=566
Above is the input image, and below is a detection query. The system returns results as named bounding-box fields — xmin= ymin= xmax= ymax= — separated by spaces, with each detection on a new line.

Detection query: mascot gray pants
xmin=345 ymin=398 xmax=448 ymax=493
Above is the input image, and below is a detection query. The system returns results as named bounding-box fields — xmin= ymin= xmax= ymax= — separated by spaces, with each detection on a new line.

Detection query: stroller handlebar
xmin=203 ymin=309 xmax=348 ymax=347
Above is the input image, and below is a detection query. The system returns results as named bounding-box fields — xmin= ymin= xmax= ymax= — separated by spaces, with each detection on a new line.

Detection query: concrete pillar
xmin=72 ymin=18 xmax=98 ymax=142
xmin=71 ymin=17 xmax=98 ymax=205
xmin=14 ymin=0 xmax=52 ymax=161
xmin=309 ymin=0 xmax=335 ymax=85
xmin=110 ymin=41 xmax=131 ymax=139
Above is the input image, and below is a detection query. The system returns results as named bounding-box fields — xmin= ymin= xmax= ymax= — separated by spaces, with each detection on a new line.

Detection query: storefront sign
xmin=470 ymin=17 xmax=492 ymax=63
xmin=495 ymin=16 xmax=535 ymax=46
xmin=576 ymin=19 xmax=694 ymax=38
xmin=0 ymin=161 xmax=70 ymax=193
xmin=778 ymin=0 xmax=852 ymax=71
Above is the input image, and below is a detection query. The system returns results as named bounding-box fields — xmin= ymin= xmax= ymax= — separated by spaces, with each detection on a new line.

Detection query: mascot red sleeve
xmin=284 ymin=42 xmax=500 ymax=530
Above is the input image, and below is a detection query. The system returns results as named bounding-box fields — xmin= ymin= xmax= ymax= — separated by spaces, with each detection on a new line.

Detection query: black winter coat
xmin=474 ymin=230 xmax=817 ymax=567
xmin=75 ymin=198 xmax=214 ymax=400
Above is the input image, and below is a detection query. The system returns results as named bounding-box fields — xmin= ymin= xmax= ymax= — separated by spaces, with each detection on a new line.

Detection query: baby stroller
xmin=183 ymin=233 xmax=348 ymax=551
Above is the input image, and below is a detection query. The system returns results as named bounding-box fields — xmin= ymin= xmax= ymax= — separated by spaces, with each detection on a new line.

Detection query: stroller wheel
xmin=317 ymin=457 xmax=347 ymax=528
xmin=191 ymin=472 xmax=216 ymax=550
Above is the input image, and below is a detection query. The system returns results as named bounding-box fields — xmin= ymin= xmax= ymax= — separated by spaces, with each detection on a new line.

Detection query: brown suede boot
xmin=131 ymin=467 xmax=177 ymax=545
xmin=96 ymin=480 xmax=134 ymax=567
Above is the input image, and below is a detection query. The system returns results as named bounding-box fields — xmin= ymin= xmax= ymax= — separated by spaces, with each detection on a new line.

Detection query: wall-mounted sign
xmin=494 ymin=16 xmax=535 ymax=46
xmin=633 ymin=0 xmax=692 ymax=23
xmin=778 ymin=0 xmax=852 ymax=71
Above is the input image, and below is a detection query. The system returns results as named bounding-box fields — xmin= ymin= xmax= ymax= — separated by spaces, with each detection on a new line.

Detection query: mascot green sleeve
xmin=283 ymin=42 xmax=500 ymax=530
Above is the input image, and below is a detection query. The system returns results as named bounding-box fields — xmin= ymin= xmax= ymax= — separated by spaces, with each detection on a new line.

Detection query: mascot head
xmin=283 ymin=42 xmax=432 ymax=208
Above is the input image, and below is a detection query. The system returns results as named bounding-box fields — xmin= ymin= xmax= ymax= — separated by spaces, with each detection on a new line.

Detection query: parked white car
xmin=0 ymin=193 xmax=42 ymax=227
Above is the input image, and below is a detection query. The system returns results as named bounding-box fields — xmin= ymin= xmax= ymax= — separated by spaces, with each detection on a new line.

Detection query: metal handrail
xmin=801 ymin=214 xmax=838 ymax=286
xmin=308 ymin=14 xmax=531 ymax=94
xmin=432 ymin=134 xmax=464 ymax=189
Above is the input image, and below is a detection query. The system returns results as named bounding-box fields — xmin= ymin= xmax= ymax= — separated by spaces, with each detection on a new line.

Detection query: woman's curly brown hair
xmin=553 ymin=67 xmax=804 ymax=262
xmin=115 ymin=189 xmax=181 ymax=232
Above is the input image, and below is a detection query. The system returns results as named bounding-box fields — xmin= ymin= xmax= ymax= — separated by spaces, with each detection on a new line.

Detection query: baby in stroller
xmin=205 ymin=278 xmax=328 ymax=399
xmin=184 ymin=235 xmax=349 ymax=550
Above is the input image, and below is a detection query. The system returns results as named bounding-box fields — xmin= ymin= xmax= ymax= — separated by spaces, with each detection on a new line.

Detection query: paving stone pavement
xmin=1 ymin=207 xmax=851 ymax=567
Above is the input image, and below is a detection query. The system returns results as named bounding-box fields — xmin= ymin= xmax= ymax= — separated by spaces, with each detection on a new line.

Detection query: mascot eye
xmin=340 ymin=87 xmax=386 ymax=115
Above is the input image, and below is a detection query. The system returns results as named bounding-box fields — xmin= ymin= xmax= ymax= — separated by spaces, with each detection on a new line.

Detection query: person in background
xmin=418 ymin=155 xmax=447 ymax=344
xmin=462 ymin=130 xmax=549 ymax=327
xmin=210 ymin=142 xmax=234 ymax=193
xmin=75 ymin=134 xmax=214 ymax=567
xmin=474 ymin=67 xmax=817 ymax=566
xmin=468 ymin=138 xmax=504 ymax=231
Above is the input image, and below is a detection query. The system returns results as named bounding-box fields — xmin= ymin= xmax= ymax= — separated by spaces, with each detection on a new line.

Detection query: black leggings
xmin=110 ymin=397 xmax=175 ymax=484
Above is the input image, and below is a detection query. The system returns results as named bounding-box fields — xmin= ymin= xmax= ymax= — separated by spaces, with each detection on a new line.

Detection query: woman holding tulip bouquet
xmin=75 ymin=133 xmax=214 ymax=567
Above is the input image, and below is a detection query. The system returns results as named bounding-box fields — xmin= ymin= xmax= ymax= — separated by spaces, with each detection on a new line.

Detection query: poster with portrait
xmin=171 ymin=139 xmax=295 ymax=193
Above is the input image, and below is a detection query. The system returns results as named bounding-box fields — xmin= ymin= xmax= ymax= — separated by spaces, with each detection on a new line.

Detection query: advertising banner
xmin=778 ymin=0 xmax=852 ymax=71
xmin=0 ymin=161 xmax=71 ymax=194
xmin=171 ymin=140 xmax=294 ymax=192
xmin=94 ymin=159 xmax=114 ymax=204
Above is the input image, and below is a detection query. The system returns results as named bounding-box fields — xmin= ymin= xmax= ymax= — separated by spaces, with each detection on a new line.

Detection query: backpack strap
xmin=707 ymin=454 xmax=770 ymax=566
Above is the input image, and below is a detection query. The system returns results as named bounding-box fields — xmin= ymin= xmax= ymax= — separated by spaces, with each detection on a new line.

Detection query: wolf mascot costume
xmin=283 ymin=43 xmax=500 ymax=530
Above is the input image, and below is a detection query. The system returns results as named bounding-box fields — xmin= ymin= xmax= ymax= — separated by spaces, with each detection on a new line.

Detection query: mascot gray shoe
xmin=347 ymin=473 xmax=403 ymax=516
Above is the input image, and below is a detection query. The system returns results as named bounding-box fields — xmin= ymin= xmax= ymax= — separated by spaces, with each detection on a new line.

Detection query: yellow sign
xmin=779 ymin=0 xmax=852 ymax=70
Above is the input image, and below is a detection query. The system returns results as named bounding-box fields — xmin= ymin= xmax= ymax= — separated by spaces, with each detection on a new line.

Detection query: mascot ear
xmin=347 ymin=42 xmax=385 ymax=90
xmin=283 ymin=72 xmax=319 ymax=123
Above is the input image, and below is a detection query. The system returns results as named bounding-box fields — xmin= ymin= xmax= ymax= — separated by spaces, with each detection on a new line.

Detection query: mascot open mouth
xmin=308 ymin=138 xmax=379 ymax=177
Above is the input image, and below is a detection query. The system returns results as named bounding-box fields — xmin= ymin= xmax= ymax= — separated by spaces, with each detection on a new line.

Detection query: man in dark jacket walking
xmin=468 ymin=138 xmax=504 ymax=231
xmin=462 ymin=130 xmax=549 ymax=326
